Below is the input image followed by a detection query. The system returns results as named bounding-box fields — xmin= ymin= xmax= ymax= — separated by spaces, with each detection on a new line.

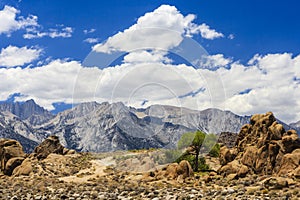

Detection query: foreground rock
xmin=217 ymin=132 xmax=238 ymax=148
xmin=0 ymin=139 xmax=25 ymax=175
xmin=219 ymin=112 xmax=300 ymax=179
xmin=1 ymin=113 xmax=300 ymax=199
xmin=143 ymin=160 xmax=194 ymax=183
xmin=0 ymin=135 xmax=76 ymax=176
xmin=34 ymin=135 xmax=75 ymax=160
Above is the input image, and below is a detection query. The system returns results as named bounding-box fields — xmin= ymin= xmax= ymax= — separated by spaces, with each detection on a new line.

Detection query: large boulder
xmin=176 ymin=160 xmax=194 ymax=179
xmin=145 ymin=160 xmax=194 ymax=182
xmin=218 ymin=112 xmax=300 ymax=178
xmin=277 ymin=149 xmax=300 ymax=176
xmin=0 ymin=138 xmax=26 ymax=175
xmin=34 ymin=135 xmax=74 ymax=160
xmin=219 ymin=146 xmax=237 ymax=165
xmin=12 ymin=156 xmax=34 ymax=176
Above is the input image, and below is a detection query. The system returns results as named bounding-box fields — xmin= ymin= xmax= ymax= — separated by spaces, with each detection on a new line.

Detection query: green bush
xmin=209 ymin=143 xmax=220 ymax=157
xmin=164 ymin=149 xmax=182 ymax=163
xmin=175 ymin=153 xmax=209 ymax=171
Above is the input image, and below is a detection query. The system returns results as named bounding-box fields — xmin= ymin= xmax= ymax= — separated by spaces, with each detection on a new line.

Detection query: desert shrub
xmin=209 ymin=143 xmax=220 ymax=157
xmin=175 ymin=153 xmax=209 ymax=171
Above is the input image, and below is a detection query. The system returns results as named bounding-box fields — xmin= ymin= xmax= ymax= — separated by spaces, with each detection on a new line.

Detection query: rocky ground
xmin=1 ymin=154 xmax=300 ymax=200
xmin=1 ymin=112 xmax=300 ymax=200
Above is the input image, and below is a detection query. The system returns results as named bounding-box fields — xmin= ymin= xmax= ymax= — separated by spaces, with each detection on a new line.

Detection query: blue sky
xmin=0 ymin=0 xmax=300 ymax=122
xmin=1 ymin=0 xmax=300 ymax=62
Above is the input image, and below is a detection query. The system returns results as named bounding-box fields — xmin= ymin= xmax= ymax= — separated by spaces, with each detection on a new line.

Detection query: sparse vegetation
xmin=159 ymin=130 xmax=220 ymax=172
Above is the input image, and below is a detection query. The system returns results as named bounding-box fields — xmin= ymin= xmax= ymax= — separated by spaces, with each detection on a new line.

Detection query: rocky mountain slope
xmin=35 ymin=102 xmax=257 ymax=152
xmin=0 ymin=111 xmax=39 ymax=152
xmin=0 ymin=100 xmax=299 ymax=153
xmin=290 ymin=120 xmax=300 ymax=131
xmin=35 ymin=102 xmax=193 ymax=152
xmin=0 ymin=99 xmax=54 ymax=126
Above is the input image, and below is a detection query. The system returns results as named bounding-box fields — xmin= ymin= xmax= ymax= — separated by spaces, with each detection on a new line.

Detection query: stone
xmin=226 ymin=173 xmax=237 ymax=181
xmin=237 ymin=164 xmax=249 ymax=178
xmin=262 ymin=177 xmax=289 ymax=190
xmin=33 ymin=136 xmax=65 ymax=160
xmin=268 ymin=122 xmax=284 ymax=140
xmin=176 ymin=160 xmax=194 ymax=179
xmin=12 ymin=157 xmax=33 ymax=176
xmin=164 ymin=163 xmax=178 ymax=179
xmin=292 ymin=166 xmax=300 ymax=178
xmin=150 ymin=160 xmax=193 ymax=181
xmin=4 ymin=157 xmax=24 ymax=176
xmin=241 ymin=146 xmax=258 ymax=168
xmin=0 ymin=139 xmax=26 ymax=175
xmin=219 ymin=146 xmax=236 ymax=165
xmin=281 ymin=133 xmax=300 ymax=153
xmin=277 ymin=149 xmax=300 ymax=176
xmin=218 ymin=112 xmax=300 ymax=178
xmin=218 ymin=160 xmax=249 ymax=178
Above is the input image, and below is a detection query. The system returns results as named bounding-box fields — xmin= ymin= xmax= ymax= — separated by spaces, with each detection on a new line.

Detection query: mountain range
xmin=0 ymin=99 xmax=299 ymax=153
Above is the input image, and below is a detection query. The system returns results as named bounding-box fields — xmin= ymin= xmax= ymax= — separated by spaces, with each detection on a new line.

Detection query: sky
xmin=0 ymin=0 xmax=300 ymax=123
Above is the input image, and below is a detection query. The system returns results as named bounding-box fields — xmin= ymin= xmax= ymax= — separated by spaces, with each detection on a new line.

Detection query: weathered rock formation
xmin=218 ymin=112 xmax=300 ymax=178
xmin=217 ymin=132 xmax=238 ymax=148
xmin=0 ymin=138 xmax=26 ymax=175
xmin=144 ymin=160 xmax=194 ymax=182
xmin=34 ymin=135 xmax=75 ymax=160
xmin=0 ymin=136 xmax=76 ymax=176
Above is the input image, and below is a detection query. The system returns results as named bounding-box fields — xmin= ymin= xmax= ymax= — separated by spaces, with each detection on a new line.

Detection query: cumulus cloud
xmin=23 ymin=26 xmax=73 ymax=39
xmin=0 ymin=52 xmax=300 ymax=122
xmin=0 ymin=45 xmax=42 ymax=68
xmin=0 ymin=60 xmax=99 ymax=110
xmin=84 ymin=38 xmax=100 ymax=43
xmin=186 ymin=23 xmax=224 ymax=40
xmin=216 ymin=53 xmax=300 ymax=122
xmin=83 ymin=28 xmax=96 ymax=34
xmin=198 ymin=54 xmax=232 ymax=68
xmin=93 ymin=5 xmax=224 ymax=53
xmin=0 ymin=5 xmax=38 ymax=36
xmin=0 ymin=4 xmax=299 ymax=123
xmin=123 ymin=50 xmax=172 ymax=64
xmin=0 ymin=5 xmax=73 ymax=39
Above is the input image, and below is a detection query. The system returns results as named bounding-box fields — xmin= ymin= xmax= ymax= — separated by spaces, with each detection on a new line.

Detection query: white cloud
xmin=0 ymin=5 xmax=38 ymax=36
xmin=228 ymin=34 xmax=235 ymax=40
xmin=84 ymin=38 xmax=100 ymax=43
xmin=0 ymin=53 xmax=300 ymax=123
xmin=123 ymin=50 xmax=172 ymax=64
xmin=0 ymin=4 xmax=299 ymax=123
xmin=198 ymin=54 xmax=232 ymax=68
xmin=0 ymin=5 xmax=73 ymax=39
xmin=93 ymin=5 xmax=224 ymax=53
xmin=215 ymin=53 xmax=300 ymax=122
xmin=186 ymin=23 xmax=224 ymax=40
xmin=0 ymin=45 xmax=42 ymax=68
xmin=83 ymin=28 xmax=96 ymax=34
xmin=23 ymin=26 xmax=73 ymax=39
xmin=0 ymin=60 xmax=99 ymax=110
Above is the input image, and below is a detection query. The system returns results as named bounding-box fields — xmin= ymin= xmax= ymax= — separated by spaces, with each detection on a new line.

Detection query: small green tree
xmin=209 ymin=143 xmax=220 ymax=157
xmin=177 ymin=131 xmax=198 ymax=150
xmin=177 ymin=130 xmax=205 ymax=172
xmin=177 ymin=131 xmax=220 ymax=171
xmin=191 ymin=131 xmax=206 ymax=172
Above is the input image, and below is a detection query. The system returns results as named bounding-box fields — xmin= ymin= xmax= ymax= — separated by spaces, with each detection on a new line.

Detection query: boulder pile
xmin=143 ymin=160 xmax=194 ymax=183
xmin=0 ymin=139 xmax=26 ymax=175
xmin=218 ymin=112 xmax=300 ymax=178
xmin=0 ymin=135 xmax=76 ymax=176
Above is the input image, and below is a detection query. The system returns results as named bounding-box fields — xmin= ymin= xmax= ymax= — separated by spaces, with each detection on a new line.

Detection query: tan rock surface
xmin=219 ymin=112 xmax=300 ymax=178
